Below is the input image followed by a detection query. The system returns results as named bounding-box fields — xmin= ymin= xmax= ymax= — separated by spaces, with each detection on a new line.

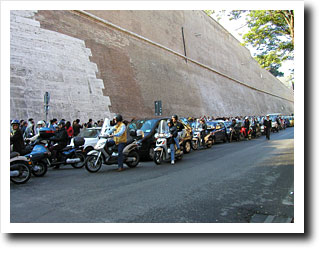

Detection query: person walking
xmin=263 ymin=115 xmax=272 ymax=140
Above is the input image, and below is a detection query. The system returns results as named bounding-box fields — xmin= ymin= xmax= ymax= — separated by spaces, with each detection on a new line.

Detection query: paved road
xmin=10 ymin=127 xmax=294 ymax=223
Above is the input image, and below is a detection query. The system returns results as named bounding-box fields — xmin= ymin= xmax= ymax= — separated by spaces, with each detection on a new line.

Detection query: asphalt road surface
xmin=10 ymin=127 xmax=294 ymax=223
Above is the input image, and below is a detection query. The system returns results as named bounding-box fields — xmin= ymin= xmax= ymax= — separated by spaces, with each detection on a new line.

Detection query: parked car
xmin=70 ymin=127 xmax=101 ymax=154
xmin=127 ymin=118 xmax=168 ymax=160
xmin=206 ymin=120 xmax=227 ymax=143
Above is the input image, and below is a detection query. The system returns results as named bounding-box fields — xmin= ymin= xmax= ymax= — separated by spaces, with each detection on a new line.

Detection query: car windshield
xmin=128 ymin=119 xmax=158 ymax=133
xmin=79 ymin=128 xmax=100 ymax=138
xmin=223 ymin=121 xmax=231 ymax=127
xmin=207 ymin=122 xmax=216 ymax=128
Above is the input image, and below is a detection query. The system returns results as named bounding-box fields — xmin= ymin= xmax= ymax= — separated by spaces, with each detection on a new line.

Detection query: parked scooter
xmin=191 ymin=120 xmax=213 ymax=150
xmin=37 ymin=128 xmax=86 ymax=169
xmin=153 ymin=119 xmax=184 ymax=164
xmin=10 ymin=151 xmax=32 ymax=184
xmin=240 ymin=126 xmax=252 ymax=140
xmin=85 ymin=118 xmax=142 ymax=173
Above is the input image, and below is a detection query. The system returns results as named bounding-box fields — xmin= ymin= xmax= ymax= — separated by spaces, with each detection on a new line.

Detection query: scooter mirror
xmin=136 ymin=130 xmax=144 ymax=139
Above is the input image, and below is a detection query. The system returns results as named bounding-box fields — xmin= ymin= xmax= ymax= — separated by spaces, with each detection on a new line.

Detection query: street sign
xmin=154 ymin=100 xmax=162 ymax=116
xmin=44 ymin=92 xmax=50 ymax=105
xmin=44 ymin=92 xmax=50 ymax=122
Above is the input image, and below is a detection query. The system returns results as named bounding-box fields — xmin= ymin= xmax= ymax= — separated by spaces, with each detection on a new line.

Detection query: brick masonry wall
xmin=10 ymin=10 xmax=294 ymax=122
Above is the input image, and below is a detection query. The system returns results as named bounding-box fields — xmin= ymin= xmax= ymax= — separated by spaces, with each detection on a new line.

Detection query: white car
xmin=70 ymin=127 xmax=102 ymax=154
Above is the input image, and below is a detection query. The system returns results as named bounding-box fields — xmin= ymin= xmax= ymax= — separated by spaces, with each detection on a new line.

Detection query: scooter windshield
xmin=100 ymin=118 xmax=112 ymax=136
xmin=157 ymin=120 xmax=170 ymax=134
xmin=194 ymin=119 xmax=202 ymax=130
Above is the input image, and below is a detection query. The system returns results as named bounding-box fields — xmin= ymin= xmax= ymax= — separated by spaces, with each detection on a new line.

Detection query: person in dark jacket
xmin=72 ymin=119 xmax=83 ymax=137
xmin=200 ymin=118 xmax=207 ymax=147
xmin=10 ymin=120 xmax=28 ymax=155
xmin=243 ymin=117 xmax=250 ymax=138
xmin=263 ymin=115 xmax=272 ymax=140
xmin=171 ymin=114 xmax=183 ymax=153
xmin=49 ymin=120 xmax=69 ymax=160
xmin=168 ymin=119 xmax=178 ymax=165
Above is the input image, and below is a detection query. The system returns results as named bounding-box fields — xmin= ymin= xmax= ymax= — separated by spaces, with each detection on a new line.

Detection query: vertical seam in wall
xmin=71 ymin=10 xmax=294 ymax=104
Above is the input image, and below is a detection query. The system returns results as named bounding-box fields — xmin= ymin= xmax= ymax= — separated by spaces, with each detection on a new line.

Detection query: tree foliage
xmin=206 ymin=10 xmax=294 ymax=78
xmin=228 ymin=10 xmax=294 ymax=77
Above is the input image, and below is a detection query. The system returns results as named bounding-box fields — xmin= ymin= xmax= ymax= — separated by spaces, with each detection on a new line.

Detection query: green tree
xmin=212 ymin=10 xmax=294 ymax=78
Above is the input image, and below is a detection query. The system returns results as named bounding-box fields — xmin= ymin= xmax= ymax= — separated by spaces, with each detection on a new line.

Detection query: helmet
xmin=11 ymin=119 xmax=20 ymax=125
xmin=172 ymin=114 xmax=178 ymax=121
xmin=115 ymin=114 xmax=123 ymax=123
xmin=58 ymin=120 xmax=65 ymax=127
xmin=167 ymin=119 xmax=173 ymax=125
xmin=245 ymin=117 xmax=248 ymax=120
xmin=37 ymin=120 xmax=45 ymax=126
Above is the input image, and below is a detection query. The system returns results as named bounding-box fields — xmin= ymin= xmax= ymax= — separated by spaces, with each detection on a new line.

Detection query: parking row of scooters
xmin=10 ymin=128 xmax=86 ymax=184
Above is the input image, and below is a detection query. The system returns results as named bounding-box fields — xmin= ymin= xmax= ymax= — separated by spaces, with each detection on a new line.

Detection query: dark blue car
xmin=206 ymin=120 xmax=227 ymax=143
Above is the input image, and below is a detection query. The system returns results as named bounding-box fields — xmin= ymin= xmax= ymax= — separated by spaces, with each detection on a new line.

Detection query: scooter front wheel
xmin=153 ymin=151 xmax=162 ymax=165
xmin=85 ymin=155 xmax=103 ymax=173
xmin=191 ymin=140 xmax=198 ymax=150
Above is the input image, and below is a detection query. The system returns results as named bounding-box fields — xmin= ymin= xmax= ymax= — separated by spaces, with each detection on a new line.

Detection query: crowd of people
xmin=10 ymin=113 xmax=290 ymax=170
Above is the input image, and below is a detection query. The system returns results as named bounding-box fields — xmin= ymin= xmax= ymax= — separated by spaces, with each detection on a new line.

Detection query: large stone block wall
xmin=10 ymin=10 xmax=113 ymax=123
xmin=10 ymin=10 xmax=294 ymax=122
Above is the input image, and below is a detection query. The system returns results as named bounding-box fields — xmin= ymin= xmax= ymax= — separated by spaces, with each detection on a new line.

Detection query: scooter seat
xmin=126 ymin=138 xmax=135 ymax=145
xmin=61 ymin=146 xmax=71 ymax=152
xmin=10 ymin=152 xmax=20 ymax=158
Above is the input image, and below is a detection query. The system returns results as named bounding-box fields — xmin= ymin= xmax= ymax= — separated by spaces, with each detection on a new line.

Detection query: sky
xmin=211 ymin=10 xmax=294 ymax=80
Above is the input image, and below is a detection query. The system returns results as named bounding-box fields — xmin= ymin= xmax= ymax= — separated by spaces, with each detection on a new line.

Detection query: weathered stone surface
xmin=10 ymin=10 xmax=294 ymax=123
xmin=10 ymin=10 xmax=113 ymax=123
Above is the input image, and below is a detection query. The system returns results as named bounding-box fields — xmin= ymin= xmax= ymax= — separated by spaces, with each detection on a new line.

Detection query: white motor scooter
xmin=153 ymin=119 xmax=183 ymax=165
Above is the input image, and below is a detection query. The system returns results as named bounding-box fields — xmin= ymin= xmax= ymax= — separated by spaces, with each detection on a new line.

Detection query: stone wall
xmin=10 ymin=10 xmax=294 ymax=122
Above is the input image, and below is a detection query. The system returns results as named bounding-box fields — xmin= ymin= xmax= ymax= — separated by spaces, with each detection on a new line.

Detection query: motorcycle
xmin=228 ymin=124 xmax=244 ymax=142
xmin=10 ymin=151 xmax=33 ymax=184
xmin=85 ymin=118 xmax=142 ymax=173
xmin=240 ymin=126 xmax=252 ymax=140
xmin=24 ymin=141 xmax=50 ymax=177
xmin=38 ymin=128 xmax=86 ymax=169
xmin=191 ymin=120 xmax=213 ymax=150
xmin=153 ymin=119 xmax=184 ymax=164
xmin=251 ymin=122 xmax=262 ymax=138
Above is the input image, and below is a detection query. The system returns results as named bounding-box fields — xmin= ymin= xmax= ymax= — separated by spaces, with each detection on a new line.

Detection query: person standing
xmin=73 ymin=119 xmax=83 ymax=137
xmin=65 ymin=121 xmax=74 ymax=144
xmin=23 ymin=118 xmax=35 ymax=139
xmin=263 ymin=115 xmax=272 ymax=140
xmin=200 ymin=118 xmax=207 ymax=147
xmin=86 ymin=119 xmax=93 ymax=128
xmin=168 ymin=119 xmax=178 ymax=165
